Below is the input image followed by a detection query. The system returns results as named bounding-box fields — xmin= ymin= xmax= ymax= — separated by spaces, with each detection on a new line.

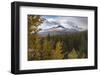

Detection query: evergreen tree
xmin=47 ymin=34 xmax=50 ymax=41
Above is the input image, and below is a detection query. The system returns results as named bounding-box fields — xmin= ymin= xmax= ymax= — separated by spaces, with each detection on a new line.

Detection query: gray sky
xmin=39 ymin=15 xmax=88 ymax=30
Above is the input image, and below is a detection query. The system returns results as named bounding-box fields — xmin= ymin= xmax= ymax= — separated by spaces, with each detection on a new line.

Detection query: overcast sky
xmin=38 ymin=15 xmax=88 ymax=30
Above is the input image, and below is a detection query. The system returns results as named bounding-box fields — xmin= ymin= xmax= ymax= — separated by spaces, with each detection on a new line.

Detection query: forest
xmin=28 ymin=15 xmax=88 ymax=61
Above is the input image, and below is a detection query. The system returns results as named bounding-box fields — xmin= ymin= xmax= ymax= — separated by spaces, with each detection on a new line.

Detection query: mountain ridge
xmin=38 ymin=25 xmax=87 ymax=36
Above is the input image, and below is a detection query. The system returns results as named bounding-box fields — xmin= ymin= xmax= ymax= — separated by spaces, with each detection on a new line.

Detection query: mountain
xmin=47 ymin=25 xmax=66 ymax=32
xmin=38 ymin=24 xmax=85 ymax=36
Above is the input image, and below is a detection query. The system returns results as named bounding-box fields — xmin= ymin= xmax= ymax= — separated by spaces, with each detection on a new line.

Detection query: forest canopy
xmin=28 ymin=15 xmax=88 ymax=61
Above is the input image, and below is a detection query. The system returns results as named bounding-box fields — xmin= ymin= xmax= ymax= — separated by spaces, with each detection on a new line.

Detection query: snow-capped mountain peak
xmin=37 ymin=24 xmax=86 ymax=36
xmin=48 ymin=25 xmax=66 ymax=32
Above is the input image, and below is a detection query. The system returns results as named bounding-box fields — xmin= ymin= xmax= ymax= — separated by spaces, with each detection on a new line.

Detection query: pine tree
xmin=52 ymin=41 xmax=64 ymax=59
xmin=47 ymin=34 xmax=50 ymax=41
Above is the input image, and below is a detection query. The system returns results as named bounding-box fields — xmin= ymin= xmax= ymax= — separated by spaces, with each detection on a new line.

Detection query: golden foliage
xmin=68 ymin=48 xmax=78 ymax=59
xmin=52 ymin=41 xmax=64 ymax=59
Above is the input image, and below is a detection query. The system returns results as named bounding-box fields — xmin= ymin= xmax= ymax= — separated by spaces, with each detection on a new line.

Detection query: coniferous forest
xmin=28 ymin=15 xmax=88 ymax=61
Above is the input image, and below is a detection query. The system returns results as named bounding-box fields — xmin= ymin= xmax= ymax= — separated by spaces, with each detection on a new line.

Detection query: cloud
xmin=39 ymin=15 xmax=88 ymax=30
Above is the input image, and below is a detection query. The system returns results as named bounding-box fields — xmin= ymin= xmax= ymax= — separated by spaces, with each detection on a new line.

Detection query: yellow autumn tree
xmin=33 ymin=37 xmax=42 ymax=60
xmin=68 ymin=48 xmax=78 ymax=59
xmin=28 ymin=15 xmax=44 ymax=60
xmin=28 ymin=15 xmax=43 ymax=49
xmin=42 ymin=39 xmax=52 ymax=59
xmin=52 ymin=41 xmax=64 ymax=59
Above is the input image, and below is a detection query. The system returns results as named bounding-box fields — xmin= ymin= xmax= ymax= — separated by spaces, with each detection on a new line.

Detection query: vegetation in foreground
xmin=28 ymin=15 xmax=88 ymax=61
